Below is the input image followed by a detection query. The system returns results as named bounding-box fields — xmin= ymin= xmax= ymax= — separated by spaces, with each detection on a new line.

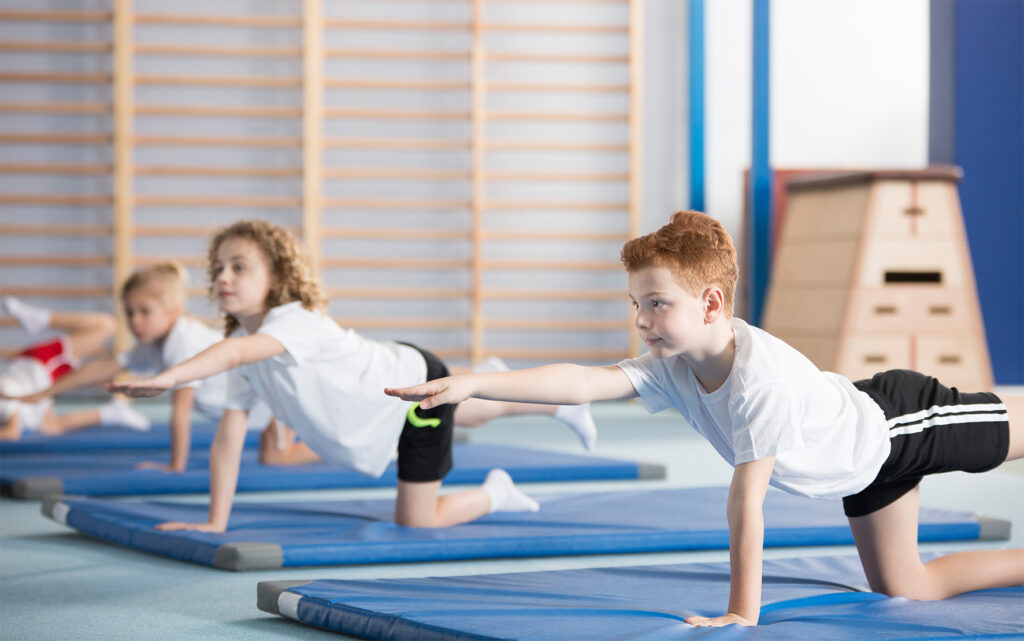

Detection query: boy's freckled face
xmin=627 ymin=265 xmax=706 ymax=359
xmin=212 ymin=237 xmax=274 ymax=320
xmin=123 ymin=291 xmax=178 ymax=345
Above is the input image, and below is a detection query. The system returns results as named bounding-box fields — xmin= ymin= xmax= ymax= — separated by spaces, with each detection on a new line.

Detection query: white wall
xmin=771 ymin=0 xmax=930 ymax=168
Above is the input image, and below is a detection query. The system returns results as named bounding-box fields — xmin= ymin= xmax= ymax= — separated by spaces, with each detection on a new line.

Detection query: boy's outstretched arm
xmin=686 ymin=455 xmax=775 ymax=627
xmin=107 ymin=334 xmax=285 ymax=398
xmin=154 ymin=408 xmax=249 ymax=532
xmin=385 ymin=363 xmax=638 ymax=408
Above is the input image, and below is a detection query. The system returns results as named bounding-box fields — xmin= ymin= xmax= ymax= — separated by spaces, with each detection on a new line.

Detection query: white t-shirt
xmin=224 ymin=301 xmax=428 ymax=477
xmin=118 ymin=315 xmax=271 ymax=428
xmin=0 ymin=357 xmax=53 ymax=431
xmin=618 ymin=317 xmax=890 ymax=499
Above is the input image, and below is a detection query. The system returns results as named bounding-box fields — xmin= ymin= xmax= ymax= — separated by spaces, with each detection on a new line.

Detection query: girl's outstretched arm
xmin=386 ymin=363 xmax=638 ymax=408
xmin=107 ymin=334 xmax=285 ymax=398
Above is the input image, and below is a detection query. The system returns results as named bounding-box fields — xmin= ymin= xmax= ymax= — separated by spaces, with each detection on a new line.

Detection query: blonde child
xmin=0 ymin=297 xmax=147 ymax=440
xmin=386 ymin=211 xmax=1024 ymax=626
xmin=16 ymin=263 xmax=270 ymax=471
xmin=109 ymin=220 xmax=596 ymax=530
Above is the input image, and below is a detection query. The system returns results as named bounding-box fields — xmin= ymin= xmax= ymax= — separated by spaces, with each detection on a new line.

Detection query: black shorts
xmin=395 ymin=344 xmax=456 ymax=483
xmin=842 ymin=369 xmax=1009 ymax=518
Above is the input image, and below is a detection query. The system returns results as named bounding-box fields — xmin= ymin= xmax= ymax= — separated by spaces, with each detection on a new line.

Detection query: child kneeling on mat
xmin=386 ymin=211 xmax=1024 ymax=626
xmin=0 ymin=298 xmax=144 ymax=439
xmin=9 ymin=263 xmax=275 ymax=470
xmin=109 ymin=220 xmax=596 ymax=529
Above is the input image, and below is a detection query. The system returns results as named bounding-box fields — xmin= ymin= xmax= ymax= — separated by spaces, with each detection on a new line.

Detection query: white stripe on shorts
xmin=886 ymin=402 xmax=1008 ymax=437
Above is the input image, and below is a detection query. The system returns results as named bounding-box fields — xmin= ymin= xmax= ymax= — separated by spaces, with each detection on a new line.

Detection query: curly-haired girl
xmin=110 ymin=220 xmax=595 ymax=530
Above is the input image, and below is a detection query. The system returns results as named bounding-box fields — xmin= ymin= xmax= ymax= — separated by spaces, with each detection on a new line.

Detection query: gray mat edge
xmin=976 ymin=515 xmax=1012 ymax=540
xmin=257 ymin=580 xmax=312 ymax=615
xmin=636 ymin=462 xmax=666 ymax=479
xmin=214 ymin=542 xmax=285 ymax=571
xmin=12 ymin=477 xmax=64 ymax=501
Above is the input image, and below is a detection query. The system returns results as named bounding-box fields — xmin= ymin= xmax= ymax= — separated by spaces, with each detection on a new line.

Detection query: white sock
xmin=2 ymin=296 xmax=51 ymax=335
xmin=481 ymin=468 xmax=539 ymax=514
xmin=473 ymin=356 xmax=510 ymax=374
xmin=99 ymin=400 xmax=151 ymax=431
xmin=554 ymin=403 xmax=597 ymax=451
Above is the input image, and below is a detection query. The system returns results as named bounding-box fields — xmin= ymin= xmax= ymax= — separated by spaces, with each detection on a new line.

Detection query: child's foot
xmin=482 ymin=468 xmax=539 ymax=514
xmin=99 ymin=400 xmax=151 ymax=431
xmin=554 ymin=403 xmax=597 ymax=451
xmin=473 ymin=356 xmax=510 ymax=374
xmin=2 ymin=296 xmax=51 ymax=335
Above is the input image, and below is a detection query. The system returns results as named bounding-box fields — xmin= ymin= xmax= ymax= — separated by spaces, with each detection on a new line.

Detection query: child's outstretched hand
xmin=385 ymin=375 xmax=474 ymax=409
xmin=106 ymin=373 xmax=176 ymax=398
xmin=685 ymin=613 xmax=755 ymax=628
xmin=155 ymin=521 xmax=225 ymax=533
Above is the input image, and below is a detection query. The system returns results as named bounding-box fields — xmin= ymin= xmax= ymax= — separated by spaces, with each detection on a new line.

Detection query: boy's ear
xmin=702 ymin=287 xmax=725 ymax=323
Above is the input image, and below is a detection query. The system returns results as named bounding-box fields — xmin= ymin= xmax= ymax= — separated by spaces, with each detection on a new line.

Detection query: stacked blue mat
xmin=3 ymin=444 xmax=664 ymax=499
xmin=0 ymin=420 xmax=226 ymax=454
xmin=257 ymin=555 xmax=1024 ymax=640
xmin=41 ymin=487 xmax=1008 ymax=570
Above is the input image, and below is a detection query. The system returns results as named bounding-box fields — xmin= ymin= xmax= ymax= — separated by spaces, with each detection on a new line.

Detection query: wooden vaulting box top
xmin=784 ymin=165 xmax=963 ymax=193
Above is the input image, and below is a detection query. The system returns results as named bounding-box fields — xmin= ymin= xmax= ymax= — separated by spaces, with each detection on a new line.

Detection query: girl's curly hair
xmin=207 ymin=220 xmax=328 ymax=336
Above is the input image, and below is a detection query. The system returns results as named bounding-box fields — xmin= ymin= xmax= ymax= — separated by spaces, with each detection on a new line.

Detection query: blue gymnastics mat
xmin=41 ymin=487 xmax=1008 ymax=570
xmin=3 ymin=444 xmax=664 ymax=500
xmin=0 ymin=420 xmax=243 ymax=455
xmin=256 ymin=555 xmax=1024 ymax=640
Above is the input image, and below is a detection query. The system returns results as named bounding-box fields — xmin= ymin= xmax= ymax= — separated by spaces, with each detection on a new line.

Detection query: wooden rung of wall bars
xmin=325 ymin=48 xmax=469 ymax=61
xmin=0 ymin=102 xmax=112 ymax=114
xmin=482 ymin=260 xmax=622 ymax=271
xmin=326 ymin=288 xmax=469 ymax=300
xmin=0 ymin=72 xmax=112 ymax=85
xmin=323 ymin=167 xmax=469 ymax=180
xmin=0 ymin=255 xmax=112 ymax=267
xmin=136 ymin=44 xmax=301 ymax=58
xmin=486 ymin=200 xmax=629 ymax=212
xmin=0 ymin=133 xmax=113 ymax=145
xmin=324 ymin=78 xmax=470 ymax=91
xmin=135 ymin=135 xmax=301 ymax=148
xmin=133 ymin=195 xmax=302 ymax=208
xmin=321 ymin=227 xmax=472 ymax=241
xmin=488 ymin=82 xmax=629 ymax=93
xmin=135 ymin=104 xmax=302 ymax=118
xmin=0 ymin=225 xmax=112 ymax=237
xmin=486 ymin=141 xmax=629 ymax=152
xmin=336 ymin=318 xmax=471 ymax=331
xmin=0 ymin=41 xmax=112 ymax=54
xmin=483 ymin=289 xmax=625 ymax=301
xmin=486 ymin=111 xmax=628 ymax=122
xmin=134 ymin=13 xmax=301 ymax=28
xmin=322 ymin=197 xmax=470 ymax=210
xmin=482 ymin=230 xmax=628 ymax=242
xmin=0 ymin=11 xmax=111 ymax=22
xmin=0 ymin=194 xmax=113 ymax=206
xmin=135 ymin=74 xmax=301 ymax=88
xmin=324 ymin=137 xmax=470 ymax=150
xmin=485 ymin=318 xmax=627 ymax=330
xmin=485 ymin=23 xmax=629 ymax=34
xmin=321 ymin=258 xmax=471 ymax=270
xmin=0 ymin=163 xmax=111 ymax=175
xmin=324 ymin=19 xmax=469 ymax=31
xmin=487 ymin=348 xmax=628 ymax=362
xmin=487 ymin=52 xmax=628 ymax=64
xmin=134 ymin=165 xmax=302 ymax=178
xmin=0 ymin=287 xmax=112 ymax=298
xmin=485 ymin=170 xmax=629 ymax=182
xmin=324 ymin=108 xmax=469 ymax=120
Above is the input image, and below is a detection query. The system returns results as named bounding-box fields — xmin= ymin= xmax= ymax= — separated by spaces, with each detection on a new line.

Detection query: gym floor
xmin=2 ymin=395 xmax=1022 ymax=641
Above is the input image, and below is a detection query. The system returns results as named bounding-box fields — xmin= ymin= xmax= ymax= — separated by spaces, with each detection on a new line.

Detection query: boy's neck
xmin=685 ymin=318 xmax=736 ymax=394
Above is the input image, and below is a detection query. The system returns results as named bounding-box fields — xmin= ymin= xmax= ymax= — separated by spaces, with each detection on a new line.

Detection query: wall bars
xmin=0 ymin=0 xmax=642 ymax=367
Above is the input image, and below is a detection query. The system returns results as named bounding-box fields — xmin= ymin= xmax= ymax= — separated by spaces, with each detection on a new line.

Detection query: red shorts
xmin=18 ymin=338 xmax=75 ymax=383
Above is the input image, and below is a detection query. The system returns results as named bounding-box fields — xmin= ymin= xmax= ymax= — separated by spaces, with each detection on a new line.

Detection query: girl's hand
xmin=135 ymin=461 xmax=185 ymax=473
xmin=384 ymin=376 xmax=474 ymax=409
xmin=107 ymin=373 xmax=176 ymax=398
xmin=685 ymin=613 xmax=756 ymax=628
xmin=155 ymin=521 xmax=225 ymax=533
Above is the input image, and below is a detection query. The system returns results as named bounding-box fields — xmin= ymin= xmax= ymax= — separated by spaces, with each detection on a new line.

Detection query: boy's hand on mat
xmin=155 ymin=521 xmax=225 ymax=533
xmin=685 ymin=613 xmax=755 ymax=628
xmin=384 ymin=376 xmax=473 ymax=409
xmin=107 ymin=373 xmax=175 ymax=398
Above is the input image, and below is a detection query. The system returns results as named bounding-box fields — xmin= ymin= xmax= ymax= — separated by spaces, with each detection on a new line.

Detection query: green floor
xmin=2 ymin=397 xmax=1022 ymax=640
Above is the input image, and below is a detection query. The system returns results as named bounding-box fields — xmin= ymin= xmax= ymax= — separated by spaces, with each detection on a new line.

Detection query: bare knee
xmin=869 ymin=566 xmax=942 ymax=601
xmin=394 ymin=513 xmax=440 ymax=528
